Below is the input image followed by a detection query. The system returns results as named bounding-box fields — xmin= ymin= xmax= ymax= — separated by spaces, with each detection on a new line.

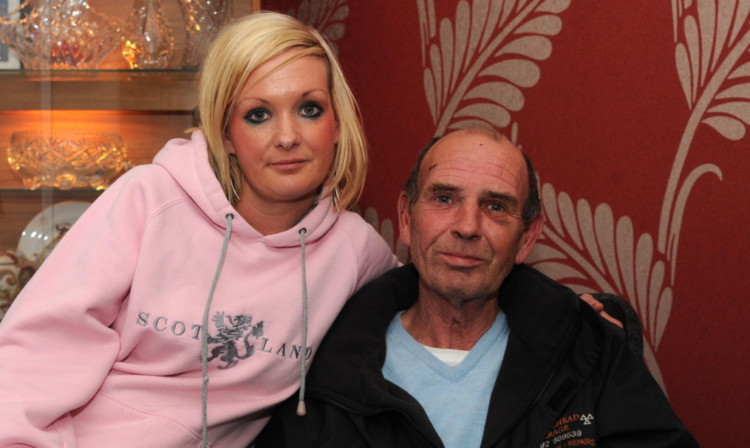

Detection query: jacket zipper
xmin=532 ymin=365 xmax=559 ymax=407
xmin=486 ymin=331 xmax=578 ymax=447
xmin=479 ymin=363 xmax=561 ymax=448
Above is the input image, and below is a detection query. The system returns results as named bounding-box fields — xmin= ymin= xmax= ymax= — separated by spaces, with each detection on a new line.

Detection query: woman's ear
xmin=225 ymin=135 xmax=236 ymax=155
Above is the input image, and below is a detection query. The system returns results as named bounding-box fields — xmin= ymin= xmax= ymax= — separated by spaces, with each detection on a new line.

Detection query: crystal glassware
xmin=121 ymin=0 xmax=174 ymax=69
xmin=6 ymin=131 xmax=130 ymax=190
xmin=0 ymin=0 xmax=124 ymax=70
xmin=176 ymin=0 xmax=230 ymax=68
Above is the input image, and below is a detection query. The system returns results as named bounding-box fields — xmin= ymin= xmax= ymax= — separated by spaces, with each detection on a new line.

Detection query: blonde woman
xmin=0 ymin=12 xmax=397 ymax=447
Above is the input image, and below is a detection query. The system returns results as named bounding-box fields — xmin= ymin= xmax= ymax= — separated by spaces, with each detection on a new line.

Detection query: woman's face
xmin=225 ymin=49 xmax=338 ymax=213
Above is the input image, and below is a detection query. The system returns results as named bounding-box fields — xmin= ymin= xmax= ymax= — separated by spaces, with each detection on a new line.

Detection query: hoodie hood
xmin=152 ymin=130 xmax=340 ymax=246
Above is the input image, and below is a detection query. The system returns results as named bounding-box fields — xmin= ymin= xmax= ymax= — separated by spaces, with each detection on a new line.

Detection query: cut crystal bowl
xmin=7 ymin=130 xmax=130 ymax=190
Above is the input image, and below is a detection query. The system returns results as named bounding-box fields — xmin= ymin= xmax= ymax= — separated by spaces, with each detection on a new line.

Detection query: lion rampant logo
xmin=205 ymin=311 xmax=264 ymax=369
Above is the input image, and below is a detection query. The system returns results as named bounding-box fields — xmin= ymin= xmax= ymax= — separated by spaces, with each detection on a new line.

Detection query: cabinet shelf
xmin=0 ymin=70 xmax=199 ymax=112
xmin=0 ymin=188 xmax=103 ymax=195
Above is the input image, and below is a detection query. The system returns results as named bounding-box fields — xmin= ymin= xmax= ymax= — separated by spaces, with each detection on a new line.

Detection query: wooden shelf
xmin=0 ymin=70 xmax=199 ymax=112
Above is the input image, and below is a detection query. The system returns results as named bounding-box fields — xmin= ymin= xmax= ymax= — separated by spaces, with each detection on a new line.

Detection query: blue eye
xmin=244 ymin=108 xmax=270 ymax=125
xmin=300 ymin=102 xmax=323 ymax=119
xmin=488 ymin=203 xmax=506 ymax=212
xmin=435 ymin=195 xmax=451 ymax=204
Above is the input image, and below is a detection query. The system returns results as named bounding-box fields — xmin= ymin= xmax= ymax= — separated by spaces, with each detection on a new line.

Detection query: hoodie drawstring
xmin=201 ymin=213 xmax=234 ymax=448
xmin=296 ymin=227 xmax=309 ymax=416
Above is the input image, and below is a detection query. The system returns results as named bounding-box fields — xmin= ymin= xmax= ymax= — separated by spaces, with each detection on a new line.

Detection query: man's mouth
xmin=440 ymin=252 xmax=485 ymax=268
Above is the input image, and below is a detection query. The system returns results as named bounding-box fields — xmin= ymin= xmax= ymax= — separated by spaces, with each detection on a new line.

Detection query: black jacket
xmin=256 ymin=264 xmax=698 ymax=447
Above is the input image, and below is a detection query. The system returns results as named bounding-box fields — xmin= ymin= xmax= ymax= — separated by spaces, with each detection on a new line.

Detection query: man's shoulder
xmin=507 ymin=265 xmax=630 ymax=341
xmin=505 ymin=264 xmax=578 ymax=297
xmin=499 ymin=264 xmax=582 ymax=316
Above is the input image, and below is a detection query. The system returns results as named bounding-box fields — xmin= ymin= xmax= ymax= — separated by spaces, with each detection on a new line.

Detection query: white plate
xmin=17 ymin=201 xmax=91 ymax=264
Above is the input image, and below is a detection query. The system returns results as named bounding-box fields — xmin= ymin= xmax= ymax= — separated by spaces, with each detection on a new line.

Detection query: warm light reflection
xmin=122 ymin=40 xmax=139 ymax=70
xmin=6 ymin=110 xmax=133 ymax=133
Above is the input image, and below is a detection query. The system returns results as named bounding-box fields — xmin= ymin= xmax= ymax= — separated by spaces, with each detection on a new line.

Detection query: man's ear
xmin=515 ymin=214 xmax=544 ymax=264
xmin=397 ymin=192 xmax=412 ymax=247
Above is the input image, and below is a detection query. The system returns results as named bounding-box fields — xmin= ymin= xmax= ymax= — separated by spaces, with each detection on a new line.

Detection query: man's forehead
xmin=420 ymin=132 xmax=527 ymax=191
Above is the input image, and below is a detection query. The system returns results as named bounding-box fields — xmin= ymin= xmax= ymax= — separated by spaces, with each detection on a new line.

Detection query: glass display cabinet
xmin=0 ymin=0 xmax=260 ymax=317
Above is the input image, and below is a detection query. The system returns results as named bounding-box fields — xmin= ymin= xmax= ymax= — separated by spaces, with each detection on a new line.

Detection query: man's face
xmin=398 ymin=130 xmax=542 ymax=307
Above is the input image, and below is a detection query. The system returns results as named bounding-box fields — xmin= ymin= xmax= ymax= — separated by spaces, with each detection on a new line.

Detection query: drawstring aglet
xmin=296 ymin=401 xmax=307 ymax=416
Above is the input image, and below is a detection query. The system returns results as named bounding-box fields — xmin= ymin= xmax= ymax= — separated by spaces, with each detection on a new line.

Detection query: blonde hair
xmin=197 ymin=11 xmax=368 ymax=210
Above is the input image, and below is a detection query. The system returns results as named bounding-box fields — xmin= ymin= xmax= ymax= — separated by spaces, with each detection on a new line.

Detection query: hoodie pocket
xmin=71 ymin=393 xmax=202 ymax=446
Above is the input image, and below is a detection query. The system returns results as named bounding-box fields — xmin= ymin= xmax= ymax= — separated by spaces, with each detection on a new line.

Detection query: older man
xmin=256 ymin=128 xmax=698 ymax=447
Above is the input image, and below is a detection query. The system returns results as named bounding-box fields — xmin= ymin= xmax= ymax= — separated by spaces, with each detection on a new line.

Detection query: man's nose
xmin=274 ymin=114 xmax=300 ymax=151
xmin=452 ymin=202 xmax=481 ymax=240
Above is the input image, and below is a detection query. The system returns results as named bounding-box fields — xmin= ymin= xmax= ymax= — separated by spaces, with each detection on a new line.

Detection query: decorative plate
xmin=17 ymin=201 xmax=91 ymax=264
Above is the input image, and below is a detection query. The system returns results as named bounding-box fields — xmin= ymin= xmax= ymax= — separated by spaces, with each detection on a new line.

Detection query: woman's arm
xmin=0 ymin=172 xmax=150 ymax=445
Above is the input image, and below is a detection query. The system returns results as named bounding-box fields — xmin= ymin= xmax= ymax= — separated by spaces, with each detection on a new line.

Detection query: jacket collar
xmin=306 ymin=264 xmax=597 ymax=434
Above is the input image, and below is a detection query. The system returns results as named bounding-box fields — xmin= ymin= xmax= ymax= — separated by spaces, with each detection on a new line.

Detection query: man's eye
xmin=488 ymin=203 xmax=506 ymax=212
xmin=435 ymin=195 xmax=451 ymax=204
xmin=300 ymin=102 xmax=323 ymax=118
xmin=244 ymin=109 xmax=270 ymax=124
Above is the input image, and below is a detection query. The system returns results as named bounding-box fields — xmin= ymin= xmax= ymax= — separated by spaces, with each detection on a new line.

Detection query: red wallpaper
xmin=265 ymin=1 xmax=750 ymax=445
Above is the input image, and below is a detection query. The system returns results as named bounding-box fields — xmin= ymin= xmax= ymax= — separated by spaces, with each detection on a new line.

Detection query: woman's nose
xmin=275 ymin=114 xmax=300 ymax=151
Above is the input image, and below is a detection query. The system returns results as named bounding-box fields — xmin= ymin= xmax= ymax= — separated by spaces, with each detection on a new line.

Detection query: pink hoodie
xmin=0 ymin=131 xmax=398 ymax=447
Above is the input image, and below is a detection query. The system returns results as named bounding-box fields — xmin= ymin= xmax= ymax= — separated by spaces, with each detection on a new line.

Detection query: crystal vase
xmin=0 ymin=0 xmax=123 ymax=69
xmin=121 ymin=0 xmax=174 ymax=69
xmin=176 ymin=0 xmax=230 ymax=68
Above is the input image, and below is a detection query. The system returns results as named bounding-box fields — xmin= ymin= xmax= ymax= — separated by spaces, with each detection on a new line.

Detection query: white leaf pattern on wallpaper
xmin=415 ymin=0 xmax=749 ymax=394
xmin=666 ymin=0 xmax=750 ymax=271
xmin=288 ymin=0 xmax=349 ymax=52
xmin=417 ymin=0 xmax=568 ymax=134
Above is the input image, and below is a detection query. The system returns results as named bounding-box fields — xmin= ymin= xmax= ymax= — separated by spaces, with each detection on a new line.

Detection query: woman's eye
xmin=300 ymin=102 xmax=323 ymax=118
xmin=244 ymin=109 xmax=270 ymax=124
